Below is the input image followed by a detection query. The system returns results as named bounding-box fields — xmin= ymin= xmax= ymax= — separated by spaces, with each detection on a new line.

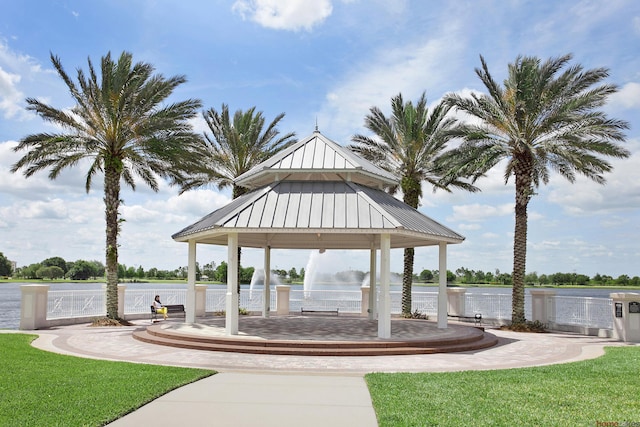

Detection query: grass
xmin=0 ymin=334 xmax=213 ymax=427
xmin=366 ymin=346 xmax=640 ymax=427
xmin=3 ymin=332 xmax=638 ymax=427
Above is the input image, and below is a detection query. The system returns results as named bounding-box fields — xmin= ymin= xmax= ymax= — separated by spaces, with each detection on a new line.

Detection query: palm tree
xmin=11 ymin=51 xmax=203 ymax=320
xmin=180 ymin=104 xmax=297 ymax=291
xmin=444 ymin=54 xmax=629 ymax=324
xmin=180 ymin=104 xmax=296 ymax=198
xmin=350 ymin=92 xmax=478 ymax=316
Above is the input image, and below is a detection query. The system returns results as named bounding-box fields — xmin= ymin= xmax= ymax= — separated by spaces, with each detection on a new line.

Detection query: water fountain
xmin=303 ymin=250 xmax=324 ymax=297
xmin=248 ymin=269 xmax=283 ymax=299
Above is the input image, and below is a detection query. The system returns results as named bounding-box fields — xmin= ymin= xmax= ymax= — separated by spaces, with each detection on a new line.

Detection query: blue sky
xmin=1 ymin=0 xmax=639 ymax=278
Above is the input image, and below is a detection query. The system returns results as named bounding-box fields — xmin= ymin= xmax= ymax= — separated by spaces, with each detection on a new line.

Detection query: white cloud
xmin=0 ymin=65 xmax=23 ymax=119
xmin=318 ymin=24 xmax=466 ymax=142
xmin=449 ymin=203 xmax=513 ymax=223
xmin=232 ymin=0 xmax=333 ymax=32
xmin=148 ymin=189 xmax=231 ymax=218
xmin=0 ymin=40 xmax=53 ymax=122
xmin=608 ymin=82 xmax=640 ymax=110
xmin=481 ymin=232 xmax=500 ymax=239
xmin=459 ymin=223 xmax=481 ymax=231
xmin=546 ymin=140 xmax=640 ymax=215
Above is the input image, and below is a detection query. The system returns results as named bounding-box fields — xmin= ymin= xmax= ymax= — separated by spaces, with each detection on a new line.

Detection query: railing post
xmin=447 ymin=288 xmax=467 ymax=316
xmin=20 ymin=284 xmax=49 ymax=330
xmin=195 ymin=284 xmax=207 ymax=317
xmin=361 ymin=286 xmax=370 ymax=317
xmin=117 ymin=284 xmax=126 ymax=319
xmin=530 ymin=289 xmax=555 ymax=325
xmin=276 ymin=285 xmax=291 ymax=315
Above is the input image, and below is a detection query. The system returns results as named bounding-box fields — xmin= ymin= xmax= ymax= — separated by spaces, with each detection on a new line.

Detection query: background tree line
xmin=3 ymin=252 xmax=637 ymax=286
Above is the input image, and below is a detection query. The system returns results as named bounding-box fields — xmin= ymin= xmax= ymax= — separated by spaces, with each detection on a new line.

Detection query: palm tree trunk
xmin=104 ymin=164 xmax=121 ymax=319
xmin=512 ymin=166 xmax=531 ymax=325
xmin=402 ymin=248 xmax=414 ymax=315
xmin=401 ymin=177 xmax=420 ymax=316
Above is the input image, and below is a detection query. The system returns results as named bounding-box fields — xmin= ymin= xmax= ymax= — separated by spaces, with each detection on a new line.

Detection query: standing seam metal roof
xmin=234 ymin=131 xmax=399 ymax=189
xmin=173 ymin=130 xmax=464 ymax=249
xmin=172 ymin=180 xmax=464 ymax=243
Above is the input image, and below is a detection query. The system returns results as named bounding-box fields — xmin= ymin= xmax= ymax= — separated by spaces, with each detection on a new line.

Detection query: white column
xmin=263 ymin=246 xmax=271 ymax=318
xmin=117 ymin=284 xmax=126 ymax=319
xmin=378 ymin=234 xmax=391 ymax=338
xmin=226 ymin=233 xmax=239 ymax=335
xmin=186 ymin=239 xmax=197 ymax=324
xmin=530 ymin=289 xmax=556 ymax=324
xmin=447 ymin=288 xmax=467 ymax=317
xmin=438 ymin=242 xmax=448 ymax=329
xmin=195 ymin=284 xmax=207 ymax=317
xmin=20 ymin=284 xmax=49 ymax=330
xmin=361 ymin=286 xmax=370 ymax=316
xmin=611 ymin=292 xmax=640 ymax=343
xmin=369 ymin=246 xmax=377 ymax=321
xmin=276 ymin=285 xmax=291 ymax=315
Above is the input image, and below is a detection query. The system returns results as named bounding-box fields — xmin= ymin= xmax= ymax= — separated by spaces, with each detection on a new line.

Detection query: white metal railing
xmin=240 ymin=289 xmax=264 ymax=311
xmin=44 ymin=288 xmax=613 ymax=332
xmin=465 ymin=293 xmax=512 ymax=320
xmin=206 ymin=289 xmax=226 ymax=312
xmin=48 ymin=290 xmax=105 ymax=319
xmin=125 ymin=289 xmax=186 ymax=314
xmin=408 ymin=291 xmax=438 ymax=315
xmin=463 ymin=293 xmax=532 ymax=320
xmin=549 ymin=296 xmax=613 ymax=329
xmin=290 ymin=289 xmax=361 ymax=313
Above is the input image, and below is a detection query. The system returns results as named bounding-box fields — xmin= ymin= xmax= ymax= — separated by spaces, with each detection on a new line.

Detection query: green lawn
xmin=0 ymin=334 xmax=213 ymax=427
xmin=3 ymin=333 xmax=639 ymax=427
xmin=366 ymin=346 xmax=640 ymax=426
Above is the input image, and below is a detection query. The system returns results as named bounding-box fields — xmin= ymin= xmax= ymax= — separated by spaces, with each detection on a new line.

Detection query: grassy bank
xmin=366 ymin=346 xmax=640 ymax=426
xmin=0 ymin=334 xmax=213 ymax=426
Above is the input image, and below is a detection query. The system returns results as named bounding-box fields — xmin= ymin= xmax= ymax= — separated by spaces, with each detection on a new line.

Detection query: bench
xmin=301 ymin=308 xmax=339 ymax=316
xmin=150 ymin=304 xmax=186 ymax=322
xmin=448 ymin=313 xmax=482 ymax=324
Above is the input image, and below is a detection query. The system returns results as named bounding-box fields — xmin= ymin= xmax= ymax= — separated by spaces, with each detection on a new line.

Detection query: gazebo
xmin=172 ymin=130 xmax=465 ymax=338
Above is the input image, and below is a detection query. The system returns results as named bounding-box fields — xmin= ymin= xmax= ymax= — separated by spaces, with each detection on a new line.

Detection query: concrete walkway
xmin=107 ymin=373 xmax=377 ymax=427
xmin=9 ymin=320 xmax=635 ymax=426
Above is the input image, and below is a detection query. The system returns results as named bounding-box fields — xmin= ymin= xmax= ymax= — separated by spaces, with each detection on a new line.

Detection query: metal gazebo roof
xmin=172 ymin=130 xmax=464 ymax=248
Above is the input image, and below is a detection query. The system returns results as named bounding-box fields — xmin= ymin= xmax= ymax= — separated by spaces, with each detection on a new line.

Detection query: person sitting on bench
xmin=153 ymin=295 xmax=168 ymax=320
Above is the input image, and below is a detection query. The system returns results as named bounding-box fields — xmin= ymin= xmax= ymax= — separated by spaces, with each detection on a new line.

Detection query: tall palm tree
xmin=180 ymin=104 xmax=296 ymax=198
xmin=11 ymin=51 xmax=203 ymax=320
xmin=350 ymin=92 xmax=478 ymax=316
xmin=445 ymin=54 xmax=629 ymax=324
xmin=180 ymin=104 xmax=297 ymax=291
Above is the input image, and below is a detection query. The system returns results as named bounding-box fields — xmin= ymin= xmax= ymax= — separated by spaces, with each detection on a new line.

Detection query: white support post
xmin=20 ymin=284 xmax=49 ymax=330
xmin=226 ymin=233 xmax=239 ymax=335
xmin=438 ymin=242 xmax=448 ymax=329
xmin=263 ymin=246 xmax=271 ymax=318
xmin=369 ymin=246 xmax=377 ymax=321
xmin=378 ymin=234 xmax=391 ymax=338
xmin=186 ymin=240 xmax=197 ymax=324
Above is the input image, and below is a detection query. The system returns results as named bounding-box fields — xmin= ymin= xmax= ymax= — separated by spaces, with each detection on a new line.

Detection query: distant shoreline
xmin=2 ymin=279 xmax=640 ymax=291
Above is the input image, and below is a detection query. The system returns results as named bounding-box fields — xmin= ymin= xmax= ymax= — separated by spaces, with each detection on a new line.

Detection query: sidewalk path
xmin=106 ymin=373 xmax=378 ymax=427
xmin=27 ymin=322 xmax=627 ymax=374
